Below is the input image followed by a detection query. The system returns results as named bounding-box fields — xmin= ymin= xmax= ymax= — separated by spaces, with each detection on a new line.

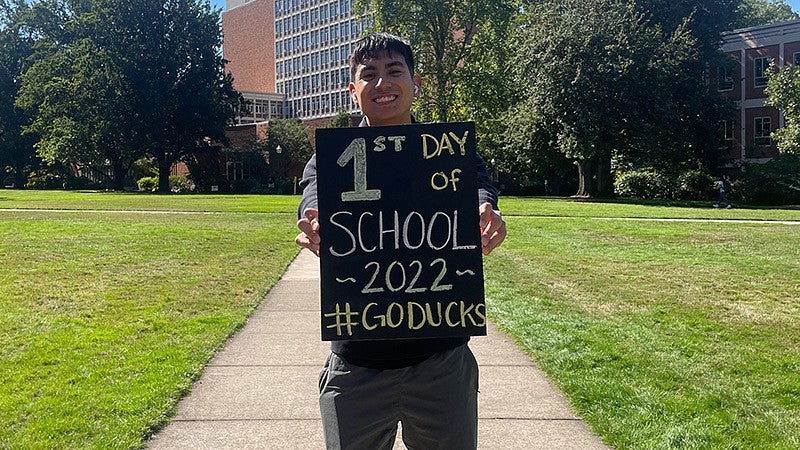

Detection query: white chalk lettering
xmin=328 ymin=210 xmax=475 ymax=254
xmin=329 ymin=211 xmax=356 ymax=257
xmin=387 ymin=136 xmax=405 ymax=151
xmin=338 ymin=137 xmax=381 ymax=202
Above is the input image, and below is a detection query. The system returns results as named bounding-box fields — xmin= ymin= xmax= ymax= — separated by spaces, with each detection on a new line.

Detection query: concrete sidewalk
xmin=148 ymin=250 xmax=609 ymax=449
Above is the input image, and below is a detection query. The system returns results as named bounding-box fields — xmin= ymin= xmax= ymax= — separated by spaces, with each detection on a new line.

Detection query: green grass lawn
xmin=485 ymin=216 xmax=800 ymax=449
xmin=1 ymin=190 xmax=798 ymax=449
xmin=1 ymin=192 xmax=301 ymax=449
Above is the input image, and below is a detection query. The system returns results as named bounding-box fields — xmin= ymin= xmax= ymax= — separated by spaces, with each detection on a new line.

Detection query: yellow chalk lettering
xmin=449 ymin=169 xmax=461 ymax=191
xmin=431 ymin=172 xmax=449 ymax=190
xmin=386 ymin=302 xmax=404 ymax=328
xmin=448 ymin=131 xmax=469 ymax=155
xmin=362 ymin=302 xmax=380 ymax=330
xmin=408 ymin=302 xmax=426 ymax=330
xmin=445 ymin=302 xmax=460 ymax=327
xmin=439 ymin=133 xmax=455 ymax=156
xmin=421 ymin=134 xmax=440 ymax=159
xmin=474 ymin=303 xmax=486 ymax=327
xmin=460 ymin=301 xmax=478 ymax=327
xmin=425 ymin=302 xmax=443 ymax=327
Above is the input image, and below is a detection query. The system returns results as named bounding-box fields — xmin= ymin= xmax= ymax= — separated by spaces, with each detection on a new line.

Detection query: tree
xmin=108 ymin=0 xmax=241 ymax=192
xmin=626 ymin=0 xmax=739 ymax=174
xmin=0 ymin=0 xmax=40 ymax=187
xmin=505 ymin=0 xmax=699 ymax=197
xmin=16 ymin=0 xmax=240 ymax=191
xmin=358 ymin=0 xmax=517 ymax=123
xmin=328 ymin=108 xmax=353 ymax=128
xmin=766 ymin=63 xmax=800 ymax=155
xmin=265 ymin=119 xmax=313 ymax=182
xmin=18 ymin=36 xmax=137 ymax=188
xmin=734 ymin=0 xmax=798 ymax=29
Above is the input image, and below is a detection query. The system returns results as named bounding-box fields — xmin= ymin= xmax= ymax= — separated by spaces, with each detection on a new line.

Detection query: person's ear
xmin=348 ymin=82 xmax=358 ymax=106
xmin=412 ymin=75 xmax=422 ymax=97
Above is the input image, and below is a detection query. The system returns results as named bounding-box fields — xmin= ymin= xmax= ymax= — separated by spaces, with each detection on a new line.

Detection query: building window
xmin=754 ymin=56 xmax=771 ymax=88
xmin=754 ymin=117 xmax=771 ymax=146
xmin=720 ymin=120 xmax=734 ymax=142
xmin=718 ymin=65 xmax=734 ymax=91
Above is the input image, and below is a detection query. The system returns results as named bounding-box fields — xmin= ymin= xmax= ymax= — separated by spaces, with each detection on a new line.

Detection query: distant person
xmin=714 ymin=176 xmax=732 ymax=209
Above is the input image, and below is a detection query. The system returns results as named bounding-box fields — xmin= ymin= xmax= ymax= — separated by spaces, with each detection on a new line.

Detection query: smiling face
xmin=349 ymin=51 xmax=421 ymax=126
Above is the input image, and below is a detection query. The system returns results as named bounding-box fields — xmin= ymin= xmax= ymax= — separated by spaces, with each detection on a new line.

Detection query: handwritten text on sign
xmin=315 ymin=122 xmax=486 ymax=341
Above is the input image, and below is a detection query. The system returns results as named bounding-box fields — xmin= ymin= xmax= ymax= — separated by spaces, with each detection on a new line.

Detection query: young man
xmin=295 ymin=32 xmax=507 ymax=449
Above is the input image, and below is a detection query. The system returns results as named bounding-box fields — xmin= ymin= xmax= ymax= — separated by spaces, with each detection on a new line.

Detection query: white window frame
xmin=754 ymin=116 xmax=771 ymax=146
xmin=754 ymin=56 xmax=771 ymax=88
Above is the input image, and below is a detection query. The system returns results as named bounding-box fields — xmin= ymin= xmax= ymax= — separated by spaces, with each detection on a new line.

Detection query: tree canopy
xmin=766 ymin=63 xmax=800 ymax=155
xmin=265 ymin=118 xmax=313 ymax=181
xmin=15 ymin=0 xmax=240 ymax=191
xmin=502 ymin=0 xmax=724 ymax=197
xmin=735 ymin=0 xmax=799 ymax=29
xmin=358 ymin=0 xmax=518 ymax=123
xmin=0 ymin=0 xmax=39 ymax=187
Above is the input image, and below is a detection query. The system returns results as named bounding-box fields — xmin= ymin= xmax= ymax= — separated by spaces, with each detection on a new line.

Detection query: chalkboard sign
xmin=315 ymin=122 xmax=486 ymax=341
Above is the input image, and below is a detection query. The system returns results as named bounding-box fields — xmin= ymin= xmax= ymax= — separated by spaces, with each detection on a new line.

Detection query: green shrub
xmin=614 ymin=170 xmax=673 ymax=199
xmin=63 ymin=176 xmax=103 ymax=190
xmin=739 ymin=154 xmax=800 ymax=205
xmin=25 ymin=172 xmax=63 ymax=190
xmin=230 ymin=179 xmax=256 ymax=194
xmin=137 ymin=176 xmax=158 ymax=192
xmin=677 ymin=170 xmax=715 ymax=200
xmin=169 ymin=175 xmax=195 ymax=193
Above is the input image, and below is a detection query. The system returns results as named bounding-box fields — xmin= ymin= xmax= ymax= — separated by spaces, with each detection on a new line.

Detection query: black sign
xmin=315 ymin=122 xmax=486 ymax=341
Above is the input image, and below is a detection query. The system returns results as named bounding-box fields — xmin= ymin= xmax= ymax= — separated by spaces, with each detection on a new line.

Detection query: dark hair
xmin=349 ymin=32 xmax=415 ymax=80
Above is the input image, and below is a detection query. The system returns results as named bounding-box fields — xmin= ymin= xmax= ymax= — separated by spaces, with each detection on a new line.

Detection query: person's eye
xmin=360 ymin=72 xmax=375 ymax=81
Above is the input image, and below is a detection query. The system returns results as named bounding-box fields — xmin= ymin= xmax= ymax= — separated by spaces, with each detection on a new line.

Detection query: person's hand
xmin=479 ymin=202 xmax=506 ymax=255
xmin=296 ymin=208 xmax=321 ymax=257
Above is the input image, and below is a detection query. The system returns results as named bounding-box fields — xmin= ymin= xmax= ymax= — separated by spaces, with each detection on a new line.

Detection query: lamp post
xmin=273 ymin=145 xmax=284 ymax=193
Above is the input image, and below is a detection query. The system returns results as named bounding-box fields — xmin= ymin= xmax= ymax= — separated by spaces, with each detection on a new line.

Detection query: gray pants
xmin=318 ymin=344 xmax=479 ymax=450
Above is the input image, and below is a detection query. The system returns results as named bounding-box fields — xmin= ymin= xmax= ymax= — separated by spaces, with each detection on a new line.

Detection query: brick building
xmin=222 ymin=0 xmax=366 ymax=123
xmin=719 ymin=19 xmax=800 ymax=163
xmin=216 ymin=0 xmax=368 ymax=188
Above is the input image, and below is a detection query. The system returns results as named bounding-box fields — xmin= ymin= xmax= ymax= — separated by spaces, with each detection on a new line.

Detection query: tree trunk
xmin=13 ymin=166 xmax=27 ymax=189
xmin=596 ymin=150 xmax=614 ymax=197
xmin=112 ymin=159 xmax=126 ymax=191
xmin=572 ymin=158 xmax=594 ymax=198
xmin=158 ymin=158 xmax=171 ymax=193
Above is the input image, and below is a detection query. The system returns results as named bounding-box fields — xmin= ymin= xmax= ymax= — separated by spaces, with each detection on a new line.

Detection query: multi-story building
xmin=222 ymin=0 xmax=368 ymax=124
xmin=719 ymin=19 xmax=800 ymax=163
xmin=275 ymin=0 xmax=369 ymax=121
xmin=222 ymin=0 xmax=287 ymax=124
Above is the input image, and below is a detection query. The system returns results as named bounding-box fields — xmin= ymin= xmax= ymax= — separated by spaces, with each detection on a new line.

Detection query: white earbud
xmin=413 ymin=85 xmax=420 ymax=94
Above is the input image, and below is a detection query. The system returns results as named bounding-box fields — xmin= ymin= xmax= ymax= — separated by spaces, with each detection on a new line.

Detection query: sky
xmin=788 ymin=0 xmax=800 ymax=14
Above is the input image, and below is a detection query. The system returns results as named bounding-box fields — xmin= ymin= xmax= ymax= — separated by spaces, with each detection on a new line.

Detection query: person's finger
xmin=481 ymin=221 xmax=507 ymax=255
xmin=297 ymin=218 xmax=321 ymax=243
xmin=478 ymin=202 xmax=492 ymax=229
xmin=480 ymin=210 xmax=506 ymax=255
xmin=304 ymin=208 xmax=319 ymax=223
xmin=295 ymin=232 xmax=320 ymax=256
